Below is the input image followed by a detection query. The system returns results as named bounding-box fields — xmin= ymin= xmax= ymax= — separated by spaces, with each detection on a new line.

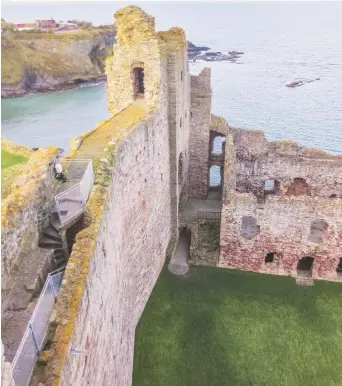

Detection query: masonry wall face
xmin=188 ymin=68 xmax=212 ymax=199
xmin=60 ymin=110 xmax=171 ymax=386
xmin=220 ymin=129 xmax=342 ymax=280
xmin=1 ymin=151 xmax=58 ymax=312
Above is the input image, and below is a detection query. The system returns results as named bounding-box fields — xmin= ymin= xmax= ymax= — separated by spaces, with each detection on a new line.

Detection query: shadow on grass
xmin=133 ymin=265 xmax=342 ymax=386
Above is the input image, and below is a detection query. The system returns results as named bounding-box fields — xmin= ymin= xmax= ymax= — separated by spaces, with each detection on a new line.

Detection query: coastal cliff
xmin=1 ymin=29 xmax=115 ymax=97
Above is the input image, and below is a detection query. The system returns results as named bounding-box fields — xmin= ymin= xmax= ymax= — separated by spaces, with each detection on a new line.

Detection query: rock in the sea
xmin=195 ymin=50 xmax=244 ymax=62
xmin=286 ymin=78 xmax=320 ymax=88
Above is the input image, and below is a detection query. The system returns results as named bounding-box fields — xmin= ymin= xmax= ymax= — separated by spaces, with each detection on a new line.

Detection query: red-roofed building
xmin=35 ymin=19 xmax=56 ymax=29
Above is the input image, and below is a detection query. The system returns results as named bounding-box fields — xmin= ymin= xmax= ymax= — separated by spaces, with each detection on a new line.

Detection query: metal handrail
xmin=54 ymin=159 xmax=94 ymax=225
xmin=11 ymin=267 xmax=65 ymax=386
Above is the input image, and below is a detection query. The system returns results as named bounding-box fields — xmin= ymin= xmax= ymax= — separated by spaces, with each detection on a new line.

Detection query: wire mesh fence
xmin=11 ymin=268 xmax=65 ymax=386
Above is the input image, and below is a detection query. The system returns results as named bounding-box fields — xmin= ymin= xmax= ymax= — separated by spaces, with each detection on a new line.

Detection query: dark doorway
xmin=133 ymin=67 xmax=144 ymax=98
xmin=297 ymin=256 xmax=314 ymax=277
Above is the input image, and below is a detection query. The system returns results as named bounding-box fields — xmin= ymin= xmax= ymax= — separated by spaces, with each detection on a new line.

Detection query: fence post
xmin=50 ymin=276 xmax=58 ymax=301
xmin=29 ymin=324 xmax=40 ymax=354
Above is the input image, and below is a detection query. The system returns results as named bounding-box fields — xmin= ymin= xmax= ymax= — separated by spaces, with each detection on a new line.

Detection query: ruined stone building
xmin=1 ymin=5 xmax=341 ymax=386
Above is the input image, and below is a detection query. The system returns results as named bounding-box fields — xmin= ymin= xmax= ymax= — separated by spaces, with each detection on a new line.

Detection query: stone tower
xmin=105 ymin=6 xmax=164 ymax=115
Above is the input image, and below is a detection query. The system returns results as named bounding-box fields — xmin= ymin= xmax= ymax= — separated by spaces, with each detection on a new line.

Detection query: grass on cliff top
xmin=133 ymin=266 xmax=342 ymax=386
xmin=1 ymin=149 xmax=29 ymax=170
xmin=1 ymin=149 xmax=29 ymax=199
xmin=7 ymin=27 xmax=112 ymax=40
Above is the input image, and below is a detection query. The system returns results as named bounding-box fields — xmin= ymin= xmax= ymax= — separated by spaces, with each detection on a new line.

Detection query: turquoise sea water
xmin=2 ymin=1 xmax=342 ymax=153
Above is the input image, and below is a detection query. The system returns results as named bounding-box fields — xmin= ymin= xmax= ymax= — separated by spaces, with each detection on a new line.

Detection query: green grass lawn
xmin=133 ymin=266 xmax=342 ymax=386
xmin=1 ymin=149 xmax=29 ymax=170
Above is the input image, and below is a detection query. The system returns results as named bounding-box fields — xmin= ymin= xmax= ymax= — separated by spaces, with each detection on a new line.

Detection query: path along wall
xmin=219 ymin=129 xmax=342 ymax=281
xmin=42 ymin=106 xmax=171 ymax=385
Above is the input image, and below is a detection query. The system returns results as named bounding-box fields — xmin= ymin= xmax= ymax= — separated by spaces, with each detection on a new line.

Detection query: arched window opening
xmin=265 ymin=252 xmax=275 ymax=263
xmin=297 ymin=256 xmax=315 ymax=277
xmin=264 ymin=179 xmax=280 ymax=195
xmin=336 ymin=258 xmax=342 ymax=276
xmin=209 ymin=165 xmax=221 ymax=188
xmin=211 ymin=136 xmax=226 ymax=157
xmin=133 ymin=66 xmax=144 ymax=99
xmin=181 ymin=71 xmax=183 ymax=81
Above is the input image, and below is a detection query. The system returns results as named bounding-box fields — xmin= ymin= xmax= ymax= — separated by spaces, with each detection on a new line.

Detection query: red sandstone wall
xmin=220 ymin=129 xmax=342 ymax=281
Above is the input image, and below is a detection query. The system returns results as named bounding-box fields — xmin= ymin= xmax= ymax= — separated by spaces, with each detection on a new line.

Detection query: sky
xmin=2 ymin=0 xmax=339 ymax=25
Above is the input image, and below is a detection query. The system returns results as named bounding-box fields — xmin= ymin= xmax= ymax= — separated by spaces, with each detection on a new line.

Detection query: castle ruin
xmin=1 ymin=6 xmax=341 ymax=386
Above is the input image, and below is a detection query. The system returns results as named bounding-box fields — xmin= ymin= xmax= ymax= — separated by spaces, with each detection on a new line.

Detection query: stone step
xmin=50 ymin=213 xmax=62 ymax=231
xmin=53 ymin=248 xmax=64 ymax=257
xmin=296 ymin=277 xmax=315 ymax=286
xmin=56 ymin=259 xmax=66 ymax=269
xmin=43 ymin=227 xmax=62 ymax=242
xmin=54 ymin=252 xmax=65 ymax=261
xmin=168 ymin=262 xmax=189 ymax=276
xmin=38 ymin=236 xmax=63 ymax=250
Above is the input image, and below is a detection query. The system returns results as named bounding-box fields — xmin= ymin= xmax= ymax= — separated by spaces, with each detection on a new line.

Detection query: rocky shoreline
xmin=2 ymin=40 xmax=243 ymax=98
xmin=1 ymin=75 xmax=107 ymax=98
xmin=188 ymin=41 xmax=244 ymax=62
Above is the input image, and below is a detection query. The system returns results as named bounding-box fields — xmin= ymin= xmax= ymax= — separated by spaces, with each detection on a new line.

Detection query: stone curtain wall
xmin=188 ymin=68 xmax=212 ymax=198
xmin=58 ymin=111 xmax=171 ymax=385
xmin=1 ymin=148 xmax=59 ymax=311
xmin=233 ymin=129 xmax=342 ymax=198
xmin=219 ymin=129 xmax=342 ymax=281
xmin=106 ymin=6 xmax=163 ymax=115
xmin=158 ymin=28 xmax=190 ymax=235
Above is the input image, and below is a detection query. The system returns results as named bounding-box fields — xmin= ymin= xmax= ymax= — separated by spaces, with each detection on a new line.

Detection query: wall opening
xmin=133 ymin=66 xmax=144 ymax=98
xmin=181 ymin=71 xmax=183 ymax=81
xmin=329 ymin=194 xmax=337 ymax=198
xmin=264 ymin=179 xmax=279 ymax=195
xmin=209 ymin=165 xmax=221 ymax=188
xmin=240 ymin=216 xmax=260 ymax=240
xmin=286 ymin=178 xmax=311 ymax=196
xmin=337 ymin=258 xmax=342 ymax=276
xmin=265 ymin=252 xmax=275 ymax=263
xmin=178 ymin=153 xmax=183 ymax=186
xmin=308 ymin=219 xmax=327 ymax=244
xmin=180 ymin=117 xmax=182 ymax=128
xmin=297 ymin=256 xmax=314 ymax=277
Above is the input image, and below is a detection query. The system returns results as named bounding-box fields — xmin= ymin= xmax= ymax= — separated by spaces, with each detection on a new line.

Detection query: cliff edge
xmin=1 ymin=29 xmax=115 ymax=97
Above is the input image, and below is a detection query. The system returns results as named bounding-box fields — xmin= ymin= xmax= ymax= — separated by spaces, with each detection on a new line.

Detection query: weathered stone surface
xmin=1 ymin=147 xmax=59 ymax=311
xmin=219 ymin=129 xmax=342 ymax=281
xmin=188 ymin=68 xmax=211 ymax=198
xmin=1 ymin=340 xmax=15 ymax=386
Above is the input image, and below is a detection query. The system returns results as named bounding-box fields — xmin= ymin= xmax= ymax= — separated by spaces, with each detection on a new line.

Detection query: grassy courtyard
xmin=133 ymin=266 xmax=342 ymax=386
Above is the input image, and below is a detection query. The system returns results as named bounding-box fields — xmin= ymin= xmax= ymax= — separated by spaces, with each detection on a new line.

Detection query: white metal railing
xmin=11 ymin=267 xmax=65 ymax=386
xmin=55 ymin=159 xmax=94 ymax=226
